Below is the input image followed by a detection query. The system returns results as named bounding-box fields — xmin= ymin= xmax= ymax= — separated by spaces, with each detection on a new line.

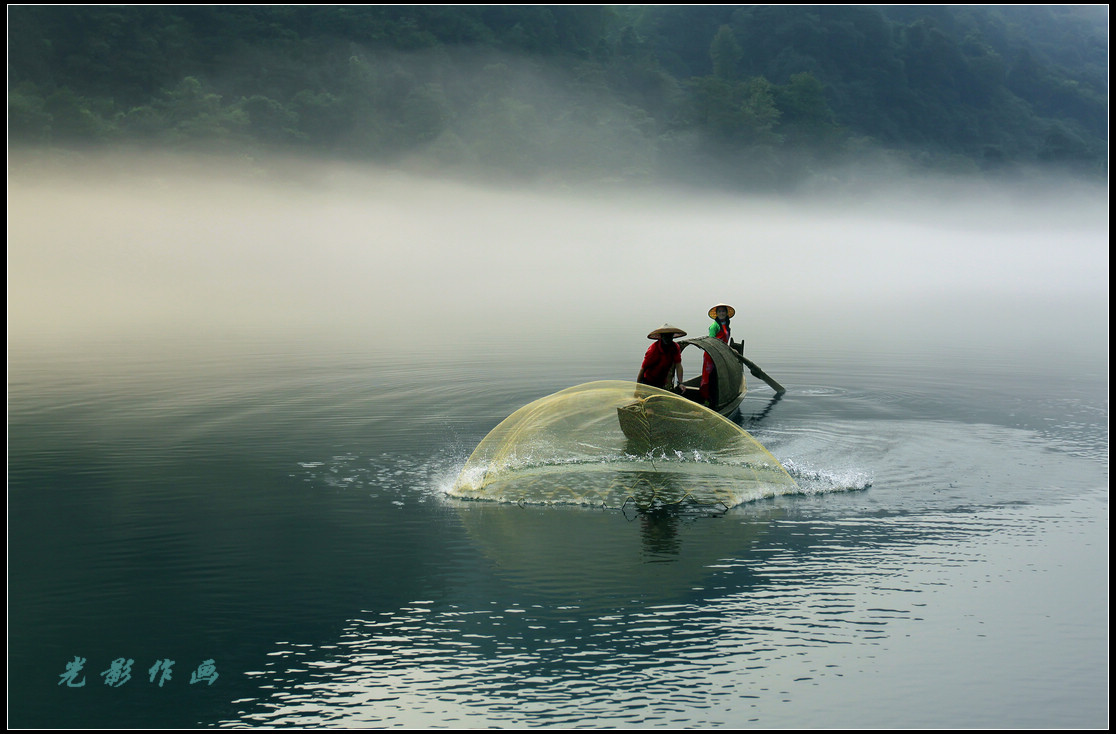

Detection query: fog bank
xmin=8 ymin=154 xmax=1108 ymax=371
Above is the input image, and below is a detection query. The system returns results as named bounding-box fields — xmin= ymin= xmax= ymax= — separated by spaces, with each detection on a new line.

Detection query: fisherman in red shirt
xmin=637 ymin=324 xmax=687 ymax=391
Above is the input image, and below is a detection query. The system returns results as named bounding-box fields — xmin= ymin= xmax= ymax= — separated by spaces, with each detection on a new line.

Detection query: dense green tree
xmin=710 ymin=25 xmax=742 ymax=80
xmin=6 ymin=5 xmax=1107 ymax=184
xmin=691 ymin=75 xmax=781 ymax=146
xmin=8 ymin=84 xmax=54 ymax=143
xmin=42 ymin=88 xmax=111 ymax=142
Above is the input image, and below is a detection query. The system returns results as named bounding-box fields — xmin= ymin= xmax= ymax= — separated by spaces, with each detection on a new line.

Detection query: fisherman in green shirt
xmin=699 ymin=303 xmax=734 ymax=404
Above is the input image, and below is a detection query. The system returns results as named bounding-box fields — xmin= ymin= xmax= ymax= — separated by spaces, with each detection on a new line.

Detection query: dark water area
xmin=7 ymin=161 xmax=1109 ymax=728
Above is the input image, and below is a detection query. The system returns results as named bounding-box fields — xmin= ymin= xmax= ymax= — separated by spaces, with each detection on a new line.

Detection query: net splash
xmin=449 ymin=380 xmax=797 ymax=510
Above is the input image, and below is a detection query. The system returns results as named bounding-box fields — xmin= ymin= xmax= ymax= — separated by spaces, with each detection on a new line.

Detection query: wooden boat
xmin=616 ymin=336 xmax=747 ymax=446
xmin=677 ymin=335 xmax=747 ymax=415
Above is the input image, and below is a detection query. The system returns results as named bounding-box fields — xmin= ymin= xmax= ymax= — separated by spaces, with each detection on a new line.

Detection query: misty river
xmin=8 ymin=156 xmax=1108 ymax=728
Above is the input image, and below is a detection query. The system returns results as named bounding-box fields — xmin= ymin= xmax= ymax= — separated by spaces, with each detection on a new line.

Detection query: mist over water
xmin=7 ymin=152 xmax=1108 ymax=729
xmin=9 ymin=153 xmax=1108 ymax=375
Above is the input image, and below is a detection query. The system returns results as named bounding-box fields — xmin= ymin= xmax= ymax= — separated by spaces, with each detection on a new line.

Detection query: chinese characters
xmin=59 ymin=656 xmax=219 ymax=687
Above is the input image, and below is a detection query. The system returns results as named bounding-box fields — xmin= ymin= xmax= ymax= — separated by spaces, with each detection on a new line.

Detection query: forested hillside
xmin=8 ymin=5 xmax=1108 ymax=188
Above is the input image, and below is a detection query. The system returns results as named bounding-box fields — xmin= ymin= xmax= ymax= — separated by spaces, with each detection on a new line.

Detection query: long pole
xmin=733 ymin=350 xmax=786 ymax=395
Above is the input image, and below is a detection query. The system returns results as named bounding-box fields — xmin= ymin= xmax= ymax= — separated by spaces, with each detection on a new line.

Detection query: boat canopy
xmin=679 ymin=335 xmax=745 ymax=413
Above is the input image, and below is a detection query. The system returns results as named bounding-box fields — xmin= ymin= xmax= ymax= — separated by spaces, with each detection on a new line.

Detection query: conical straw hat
xmin=647 ymin=323 xmax=687 ymax=339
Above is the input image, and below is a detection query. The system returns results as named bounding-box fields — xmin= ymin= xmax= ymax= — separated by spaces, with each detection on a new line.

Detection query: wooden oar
xmin=731 ymin=346 xmax=786 ymax=395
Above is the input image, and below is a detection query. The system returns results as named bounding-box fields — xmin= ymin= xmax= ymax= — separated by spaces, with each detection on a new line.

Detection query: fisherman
xmin=636 ymin=324 xmax=687 ymax=392
xmin=699 ymin=303 xmax=734 ymax=405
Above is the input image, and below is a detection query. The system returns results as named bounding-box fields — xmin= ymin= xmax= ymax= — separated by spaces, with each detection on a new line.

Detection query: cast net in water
xmin=450 ymin=380 xmax=796 ymax=510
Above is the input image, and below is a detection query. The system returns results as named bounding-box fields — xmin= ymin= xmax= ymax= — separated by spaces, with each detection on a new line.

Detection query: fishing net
xmin=450 ymin=380 xmax=796 ymax=509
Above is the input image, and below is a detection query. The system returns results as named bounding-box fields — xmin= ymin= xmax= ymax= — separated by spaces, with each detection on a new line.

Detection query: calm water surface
xmin=8 ymin=334 xmax=1107 ymax=729
xmin=7 ymin=163 xmax=1109 ymax=728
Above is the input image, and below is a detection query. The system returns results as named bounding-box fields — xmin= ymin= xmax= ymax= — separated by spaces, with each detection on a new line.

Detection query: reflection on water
xmin=451 ymin=500 xmax=774 ymax=606
xmin=638 ymin=511 xmax=685 ymax=556
xmin=227 ymin=490 xmax=1108 ymax=729
xmin=740 ymin=392 xmax=784 ymax=426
